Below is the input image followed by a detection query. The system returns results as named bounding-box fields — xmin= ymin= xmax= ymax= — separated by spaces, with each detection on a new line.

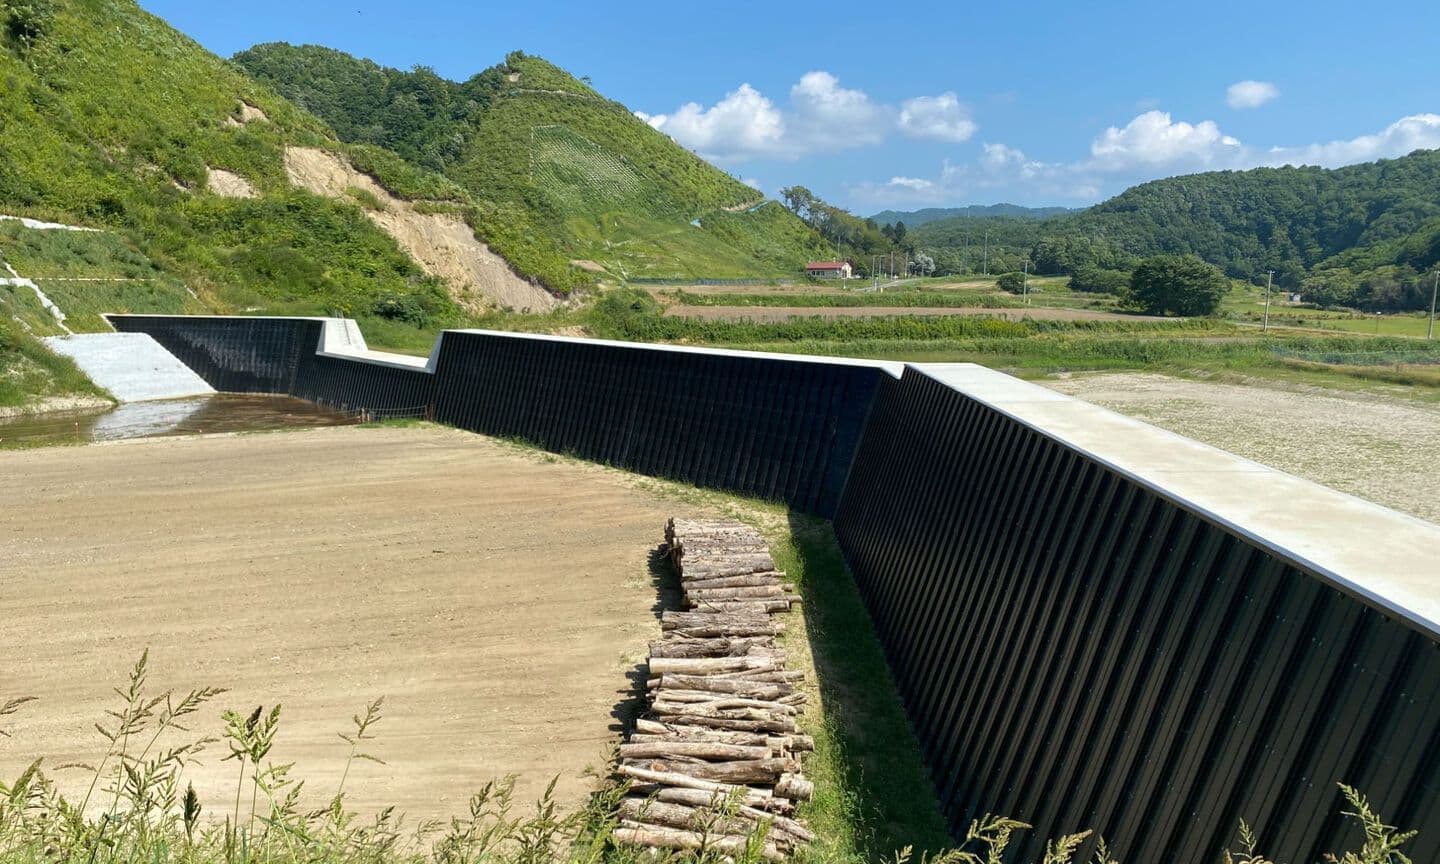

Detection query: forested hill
xmin=912 ymin=149 xmax=1440 ymax=298
xmin=234 ymin=43 xmax=830 ymax=281
xmin=870 ymin=204 xmax=1076 ymax=227
xmin=0 ymin=0 xmax=471 ymax=326
xmin=1073 ymin=151 xmax=1440 ymax=280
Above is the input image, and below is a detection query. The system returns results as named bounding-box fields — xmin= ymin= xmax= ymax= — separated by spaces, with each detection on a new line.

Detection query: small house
xmin=805 ymin=261 xmax=852 ymax=280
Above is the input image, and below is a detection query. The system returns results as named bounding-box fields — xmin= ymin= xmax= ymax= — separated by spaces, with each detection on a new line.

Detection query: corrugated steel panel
xmin=111 ymin=316 xmax=434 ymax=414
xmin=428 ymin=331 xmax=883 ymax=515
xmin=833 ymin=368 xmax=1440 ymax=863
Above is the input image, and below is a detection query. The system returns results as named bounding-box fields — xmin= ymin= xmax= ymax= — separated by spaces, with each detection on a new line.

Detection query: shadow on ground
xmin=783 ymin=510 xmax=954 ymax=859
xmin=608 ymin=544 xmax=684 ymax=735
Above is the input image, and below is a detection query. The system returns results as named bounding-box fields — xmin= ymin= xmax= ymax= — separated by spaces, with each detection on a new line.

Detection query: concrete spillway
xmin=43 ymin=332 xmax=215 ymax=402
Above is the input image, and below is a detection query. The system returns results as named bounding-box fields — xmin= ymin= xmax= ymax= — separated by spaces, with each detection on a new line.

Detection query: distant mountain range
xmin=869 ymin=204 xmax=1078 ymax=227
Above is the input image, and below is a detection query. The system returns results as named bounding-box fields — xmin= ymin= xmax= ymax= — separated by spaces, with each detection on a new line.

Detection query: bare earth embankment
xmin=0 ymin=426 xmax=681 ymax=817
xmin=283 ymin=147 xmax=557 ymax=313
xmin=1045 ymin=372 xmax=1440 ymax=524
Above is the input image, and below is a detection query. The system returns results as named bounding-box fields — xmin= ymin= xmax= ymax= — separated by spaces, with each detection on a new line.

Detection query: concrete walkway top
xmin=916 ymin=363 xmax=1440 ymax=636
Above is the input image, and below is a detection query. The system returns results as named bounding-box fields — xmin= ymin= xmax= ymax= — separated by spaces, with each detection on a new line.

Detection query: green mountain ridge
xmin=0 ymin=0 xmax=832 ymax=405
xmin=911 ymin=150 xmax=1440 ymax=305
xmin=0 ymin=0 xmax=491 ymax=404
xmin=233 ymin=43 xmax=831 ymax=282
xmin=0 ymin=0 xmax=466 ymax=319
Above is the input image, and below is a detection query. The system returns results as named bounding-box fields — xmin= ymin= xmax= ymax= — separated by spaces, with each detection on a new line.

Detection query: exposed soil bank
xmin=283 ymin=147 xmax=557 ymax=313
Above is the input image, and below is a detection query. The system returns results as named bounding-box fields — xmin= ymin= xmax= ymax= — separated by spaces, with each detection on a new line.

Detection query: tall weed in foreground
xmin=0 ymin=654 xmax=1421 ymax=863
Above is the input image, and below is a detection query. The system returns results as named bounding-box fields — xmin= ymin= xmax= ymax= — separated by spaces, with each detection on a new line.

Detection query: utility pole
xmin=983 ymin=231 xmax=990 ymax=276
xmin=963 ymin=230 xmax=970 ymax=274
xmin=1022 ymin=260 xmax=1029 ymax=305
xmin=1429 ymin=270 xmax=1439 ymax=340
xmin=1263 ymin=270 xmax=1274 ymax=333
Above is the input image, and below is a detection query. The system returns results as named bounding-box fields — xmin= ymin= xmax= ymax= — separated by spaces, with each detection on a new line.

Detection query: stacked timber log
xmin=614 ymin=518 xmax=814 ymax=860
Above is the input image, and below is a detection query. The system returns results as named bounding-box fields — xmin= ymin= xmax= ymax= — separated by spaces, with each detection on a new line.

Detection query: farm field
xmin=0 ymin=426 xmax=681 ymax=817
xmin=662 ymin=304 xmax=1160 ymax=323
xmin=1046 ymin=371 xmax=1440 ymax=523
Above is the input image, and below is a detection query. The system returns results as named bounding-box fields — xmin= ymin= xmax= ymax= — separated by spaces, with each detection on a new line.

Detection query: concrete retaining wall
xmin=107 ymin=314 xmax=1440 ymax=862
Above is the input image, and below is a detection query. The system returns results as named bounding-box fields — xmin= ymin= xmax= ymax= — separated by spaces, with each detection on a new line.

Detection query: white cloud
xmin=1089 ymin=110 xmax=1242 ymax=170
xmin=790 ymin=70 xmax=888 ymax=149
xmin=886 ymin=176 xmax=935 ymax=191
xmin=1226 ymin=80 xmax=1279 ymax=110
xmin=980 ymin=142 xmax=1026 ymax=171
xmin=741 ymin=177 xmax=762 ymax=190
xmin=638 ymin=72 xmax=884 ymax=162
xmin=852 ymin=110 xmax=1440 ymax=207
xmin=897 ymin=92 xmax=977 ymax=143
xmin=634 ymin=84 xmax=785 ymax=162
xmin=641 ymin=72 xmax=974 ymax=162
xmin=1263 ymin=113 xmax=1440 ymax=167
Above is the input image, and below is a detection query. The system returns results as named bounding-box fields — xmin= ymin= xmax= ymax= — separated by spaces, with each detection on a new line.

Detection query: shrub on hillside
xmin=372 ymin=284 xmax=449 ymax=327
xmin=2 ymin=0 xmax=57 ymax=51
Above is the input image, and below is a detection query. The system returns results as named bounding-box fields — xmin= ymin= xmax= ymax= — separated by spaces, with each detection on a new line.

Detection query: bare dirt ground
xmin=664 ymin=304 xmax=1158 ymax=322
xmin=283 ymin=147 xmax=557 ymax=313
xmin=0 ymin=425 xmax=684 ymax=817
xmin=1045 ymin=372 xmax=1440 ymax=524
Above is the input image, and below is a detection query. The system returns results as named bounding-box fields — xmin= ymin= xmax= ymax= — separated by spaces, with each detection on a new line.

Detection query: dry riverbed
xmin=1 ymin=425 xmax=690 ymax=817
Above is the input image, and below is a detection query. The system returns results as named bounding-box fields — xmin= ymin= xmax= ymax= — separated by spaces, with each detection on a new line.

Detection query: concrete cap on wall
xmin=913 ymin=362 xmax=1440 ymax=637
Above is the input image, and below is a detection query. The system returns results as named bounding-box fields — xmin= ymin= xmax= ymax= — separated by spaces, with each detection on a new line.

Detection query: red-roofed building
xmin=805 ymin=261 xmax=852 ymax=279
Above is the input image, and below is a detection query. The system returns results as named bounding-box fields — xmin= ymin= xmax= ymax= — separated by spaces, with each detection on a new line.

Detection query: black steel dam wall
xmin=111 ymin=315 xmax=435 ymax=413
xmin=834 ymin=366 xmax=1439 ymax=863
xmin=109 ymin=315 xmax=1439 ymax=862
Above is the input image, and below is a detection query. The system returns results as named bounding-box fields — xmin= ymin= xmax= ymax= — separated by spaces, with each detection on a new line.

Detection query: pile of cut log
xmin=613 ymin=518 xmax=814 ymax=860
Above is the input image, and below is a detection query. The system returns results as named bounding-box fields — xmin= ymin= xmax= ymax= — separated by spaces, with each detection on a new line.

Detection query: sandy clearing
xmin=663 ymin=304 xmax=1159 ymax=322
xmin=0 ymin=426 xmax=683 ymax=817
xmin=1044 ymin=372 xmax=1440 ymax=524
xmin=283 ymin=147 xmax=557 ymax=313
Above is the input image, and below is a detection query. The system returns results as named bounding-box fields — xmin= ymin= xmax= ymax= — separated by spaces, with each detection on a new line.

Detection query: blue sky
xmin=142 ymin=0 xmax=1440 ymax=214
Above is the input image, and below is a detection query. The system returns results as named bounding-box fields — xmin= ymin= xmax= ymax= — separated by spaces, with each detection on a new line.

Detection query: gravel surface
xmin=1045 ymin=372 xmax=1440 ymax=524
